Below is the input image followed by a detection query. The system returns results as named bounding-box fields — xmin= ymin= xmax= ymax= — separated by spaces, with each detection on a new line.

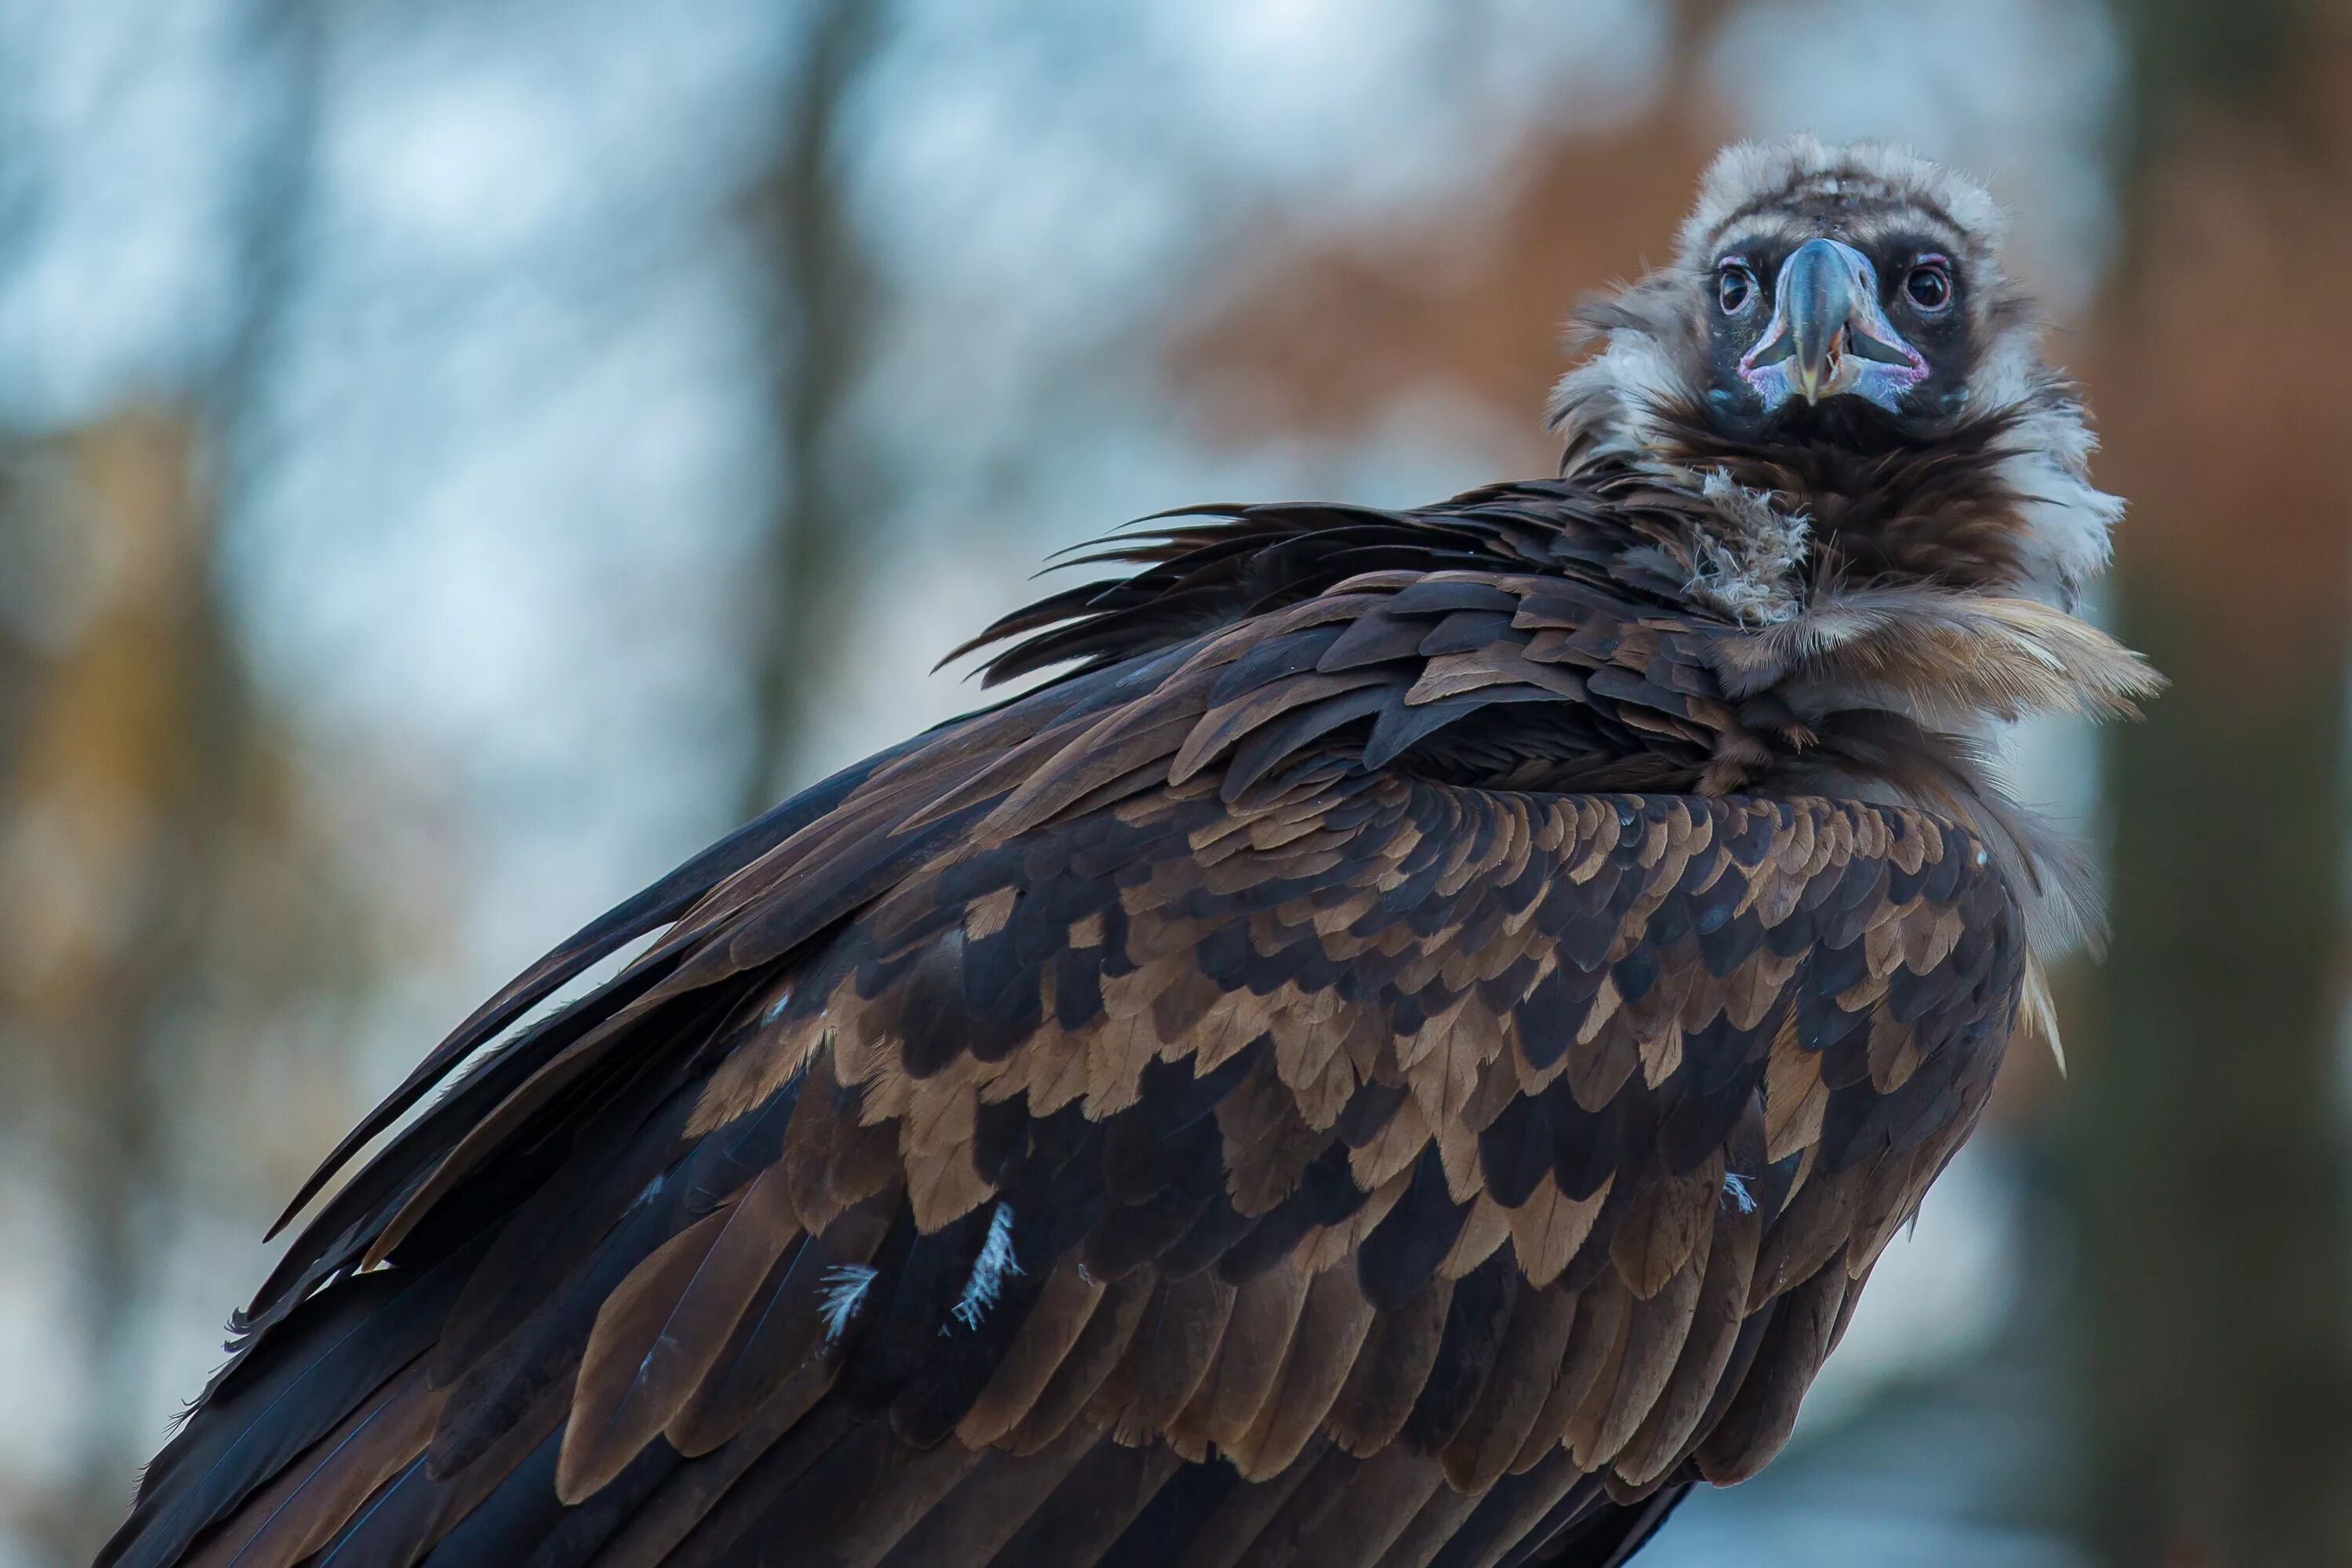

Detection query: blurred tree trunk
xmin=0 ymin=412 xmax=256 ymax=1558
xmin=2078 ymin=5 xmax=2352 ymax=1564
xmin=739 ymin=0 xmax=886 ymax=817
xmin=0 ymin=5 xmax=336 ymax=1557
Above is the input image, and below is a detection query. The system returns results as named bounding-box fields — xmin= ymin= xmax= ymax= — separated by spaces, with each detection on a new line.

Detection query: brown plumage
xmin=102 ymin=136 xmax=2156 ymax=1568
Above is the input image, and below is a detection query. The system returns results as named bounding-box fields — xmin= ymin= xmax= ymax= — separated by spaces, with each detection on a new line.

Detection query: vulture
xmin=102 ymin=136 xmax=2156 ymax=1568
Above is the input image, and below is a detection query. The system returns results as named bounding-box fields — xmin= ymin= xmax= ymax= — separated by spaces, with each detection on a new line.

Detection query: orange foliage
xmin=1165 ymin=105 xmax=1726 ymax=473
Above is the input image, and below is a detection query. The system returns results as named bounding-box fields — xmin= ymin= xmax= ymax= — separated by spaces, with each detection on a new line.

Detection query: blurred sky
xmin=0 ymin=2 xmax=2131 ymax=1563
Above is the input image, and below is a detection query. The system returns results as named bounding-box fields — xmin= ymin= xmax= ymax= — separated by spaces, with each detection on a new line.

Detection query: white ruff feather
xmin=951 ymin=1202 xmax=1022 ymax=1331
xmin=1687 ymin=472 xmax=1809 ymax=625
xmin=1722 ymin=1172 xmax=1758 ymax=1214
xmin=818 ymin=1264 xmax=877 ymax=1344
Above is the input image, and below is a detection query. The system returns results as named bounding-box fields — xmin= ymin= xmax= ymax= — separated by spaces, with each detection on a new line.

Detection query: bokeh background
xmin=0 ymin=1 xmax=2343 ymax=1564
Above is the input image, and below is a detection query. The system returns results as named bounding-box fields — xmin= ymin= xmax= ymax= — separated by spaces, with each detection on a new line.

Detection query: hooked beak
xmin=1739 ymin=238 xmax=1928 ymax=412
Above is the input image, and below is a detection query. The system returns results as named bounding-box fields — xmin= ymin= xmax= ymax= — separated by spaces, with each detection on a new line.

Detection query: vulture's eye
xmin=1717 ymin=260 xmax=1756 ymax=315
xmin=1904 ymin=257 xmax=1954 ymax=313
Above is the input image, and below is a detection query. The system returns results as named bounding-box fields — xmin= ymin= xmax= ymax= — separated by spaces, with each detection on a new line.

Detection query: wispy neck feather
xmin=1960 ymin=338 xmax=2123 ymax=610
xmin=1549 ymin=281 xmax=1703 ymax=474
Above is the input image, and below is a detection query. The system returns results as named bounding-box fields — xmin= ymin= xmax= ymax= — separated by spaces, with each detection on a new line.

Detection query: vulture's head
xmin=1555 ymin=135 xmax=2119 ymax=608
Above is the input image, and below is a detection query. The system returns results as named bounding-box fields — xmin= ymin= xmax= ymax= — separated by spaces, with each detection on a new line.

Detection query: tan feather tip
xmin=2019 ymin=956 xmax=2064 ymax=1076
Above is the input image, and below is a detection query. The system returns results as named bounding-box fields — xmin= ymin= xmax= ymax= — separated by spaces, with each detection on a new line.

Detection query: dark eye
xmin=1718 ymin=260 xmax=1756 ymax=315
xmin=1904 ymin=257 xmax=1953 ymax=312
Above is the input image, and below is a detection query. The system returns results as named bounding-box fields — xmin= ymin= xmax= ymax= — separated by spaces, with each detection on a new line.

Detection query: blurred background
xmin=0 ymin=1 xmax=2343 ymax=1563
